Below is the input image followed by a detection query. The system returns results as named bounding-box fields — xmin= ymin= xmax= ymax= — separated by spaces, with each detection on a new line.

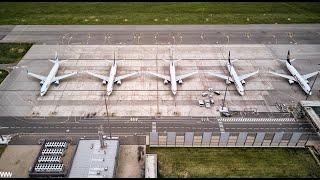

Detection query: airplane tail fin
xmin=161 ymin=47 xmax=182 ymax=64
xmin=287 ymin=50 xmax=291 ymax=65
xmin=54 ymin=51 xmax=58 ymax=61
xmin=113 ymin=51 xmax=116 ymax=65
xmin=276 ymin=50 xmax=295 ymax=64
xmin=49 ymin=51 xmax=59 ymax=63
xmin=227 ymin=51 xmax=239 ymax=64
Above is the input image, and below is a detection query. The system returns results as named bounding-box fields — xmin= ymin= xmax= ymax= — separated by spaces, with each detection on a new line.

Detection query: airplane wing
xmin=176 ymin=71 xmax=198 ymax=81
xmin=145 ymin=71 xmax=170 ymax=81
xmin=269 ymin=71 xmax=296 ymax=81
xmin=161 ymin=58 xmax=171 ymax=64
xmin=302 ymin=71 xmax=319 ymax=80
xmin=231 ymin=59 xmax=239 ymax=64
xmin=52 ymin=72 xmax=77 ymax=82
xmin=27 ymin=71 xmax=46 ymax=81
xmin=238 ymin=70 xmax=259 ymax=81
xmin=114 ymin=72 xmax=139 ymax=82
xmin=206 ymin=72 xmax=230 ymax=80
xmin=86 ymin=71 xmax=109 ymax=82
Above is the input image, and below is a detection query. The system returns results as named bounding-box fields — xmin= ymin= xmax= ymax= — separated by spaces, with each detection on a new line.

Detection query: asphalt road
xmin=0 ymin=116 xmax=316 ymax=135
xmin=1 ymin=24 xmax=320 ymax=45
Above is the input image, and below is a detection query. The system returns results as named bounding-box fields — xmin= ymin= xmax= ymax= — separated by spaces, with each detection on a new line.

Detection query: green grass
xmin=0 ymin=69 xmax=9 ymax=84
xmin=147 ymin=147 xmax=320 ymax=178
xmin=0 ymin=43 xmax=32 ymax=64
xmin=0 ymin=2 xmax=319 ymax=24
xmin=0 ymin=145 xmax=6 ymax=157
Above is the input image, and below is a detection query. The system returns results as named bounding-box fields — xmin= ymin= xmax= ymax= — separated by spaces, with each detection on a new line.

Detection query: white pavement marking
xmin=218 ymin=122 xmax=225 ymax=132
xmin=152 ymin=122 xmax=157 ymax=132
xmin=218 ymin=117 xmax=295 ymax=122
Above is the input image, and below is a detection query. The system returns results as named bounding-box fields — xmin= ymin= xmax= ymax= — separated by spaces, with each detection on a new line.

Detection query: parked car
xmin=198 ymin=100 xmax=205 ymax=107
xmin=204 ymin=100 xmax=211 ymax=108
xmin=202 ymin=92 xmax=208 ymax=97
xmin=214 ymin=91 xmax=221 ymax=95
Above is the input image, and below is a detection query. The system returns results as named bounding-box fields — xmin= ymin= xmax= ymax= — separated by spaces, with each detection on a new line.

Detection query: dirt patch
xmin=0 ymin=145 xmax=41 ymax=178
xmin=61 ymin=145 xmax=76 ymax=176
xmin=116 ymin=145 xmax=146 ymax=178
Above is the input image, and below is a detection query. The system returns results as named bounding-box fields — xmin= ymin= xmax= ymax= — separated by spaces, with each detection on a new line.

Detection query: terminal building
xmin=68 ymin=138 xmax=120 ymax=178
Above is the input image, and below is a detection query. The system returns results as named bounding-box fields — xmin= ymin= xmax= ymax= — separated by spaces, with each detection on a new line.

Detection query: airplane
xmin=27 ymin=52 xmax=77 ymax=96
xmin=86 ymin=52 xmax=139 ymax=96
xmin=269 ymin=50 xmax=319 ymax=95
xmin=205 ymin=51 xmax=259 ymax=96
xmin=145 ymin=48 xmax=198 ymax=95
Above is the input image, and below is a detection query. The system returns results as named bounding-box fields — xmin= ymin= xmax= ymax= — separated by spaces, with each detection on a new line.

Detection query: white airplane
xmin=145 ymin=49 xmax=198 ymax=95
xmin=86 ymin=53 xmax=139 ymax=96
xmin=206 ymin=51 xmax=259 ymax=96
xmin=27 ymin=52 xmax=77 ymax=96
xmin=269 ymin=50 xmax=319 ymax=95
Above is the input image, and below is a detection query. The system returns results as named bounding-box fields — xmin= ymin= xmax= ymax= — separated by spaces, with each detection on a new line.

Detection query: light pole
xmin=222 ymin=83 xmax=228 ymax=109
xmin=104 ymin=93 xmax=111 ymax=138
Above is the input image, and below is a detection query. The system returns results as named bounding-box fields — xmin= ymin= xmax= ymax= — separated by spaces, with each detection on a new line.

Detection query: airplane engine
xmin=241 ymin=80 xmax=246 ymax=85
xmin=306 ymin=80 xmax=309 ymax=84
xmin=102 ymin=80 xmax=107 ymax=85
xmin=40 ymin=81 xmax=44 ymax=86
xmin=178 ymin=79 xmax=183 ymax=84
xmin=117 ymin=80 xmax=122 ymax=85
xmin=54 ymin=80 xmax=60 ymax=85
xmin=288 ymin=80 xmax=294 ymax=84
xmin=225 ymin=79 xmax=231 ymax=84
xmin=164 ymin=80 xmax=169 ymax=84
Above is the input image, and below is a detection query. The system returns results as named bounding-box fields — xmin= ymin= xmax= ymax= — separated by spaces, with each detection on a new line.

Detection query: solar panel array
xmin=33 ymin=140 xmax=68 ymax=174
xmin=34 ymin=163 xmax=64 ymax=173
xmin=38 ymin=156 xmax=62 ymax=163
xmin=45 ymin=141 xmax=67 ymax=149
xmin=41 ymin=148 xmax=65 ymax=155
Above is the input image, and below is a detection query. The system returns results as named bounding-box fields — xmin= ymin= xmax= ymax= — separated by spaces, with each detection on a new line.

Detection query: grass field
xmin=0 ymin=43 xmax=32 ymax=64
xmin=0 ymin=69 xmax=9 ymax=84
xmin=0 ymin=2 xmax=319 ymax=24
xmin=147 ymin=147 xmax=320 ymax=178
xmin=0 ymin=145 xmax=6 ymax=157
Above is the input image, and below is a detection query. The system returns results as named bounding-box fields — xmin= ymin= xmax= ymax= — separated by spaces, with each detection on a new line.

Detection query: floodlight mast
xmin=222 ymin=84 xmax=228 ymax=108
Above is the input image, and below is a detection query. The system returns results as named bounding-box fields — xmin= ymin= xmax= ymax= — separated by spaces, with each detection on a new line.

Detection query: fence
xmin=149 ymin=131 xmax=319 ymax=147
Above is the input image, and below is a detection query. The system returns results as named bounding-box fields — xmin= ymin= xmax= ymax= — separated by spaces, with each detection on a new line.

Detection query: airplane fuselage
xmin=106 ymin=63 xmax=117 ymax=96
xmin=40 ymin=62 xmax=59 ymax=96
xmin=286 ymin=62 xmax=311 ymax=95
xmin=169 ymin=61 xmax=177 ymax=95
xmin=227 ymin=63 xmax=245 ymax=96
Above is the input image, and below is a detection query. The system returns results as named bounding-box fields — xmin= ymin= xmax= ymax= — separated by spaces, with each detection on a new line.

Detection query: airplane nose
xmin=172 ymin=91 xmax=177 ymax=95
xmin=240 ymin=91 xmax=244 ymax=96
xmin=107 ymin=91 xmax=112 ymax=96
xmin=309 ymin=91 xmax=312 ymax=95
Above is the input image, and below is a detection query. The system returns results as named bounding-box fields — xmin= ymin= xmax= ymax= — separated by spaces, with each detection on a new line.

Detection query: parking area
xmin=0 ymin=44 xmax=319 ymax=117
